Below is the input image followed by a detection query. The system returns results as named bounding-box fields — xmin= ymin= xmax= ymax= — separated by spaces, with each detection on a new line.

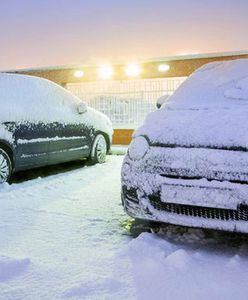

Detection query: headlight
xmin=128 ymin=136 xmax=150 ymax=161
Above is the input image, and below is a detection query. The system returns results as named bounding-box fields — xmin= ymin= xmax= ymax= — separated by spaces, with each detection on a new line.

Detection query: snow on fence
xmin=67 ymin=77 xmax=186 ymax=128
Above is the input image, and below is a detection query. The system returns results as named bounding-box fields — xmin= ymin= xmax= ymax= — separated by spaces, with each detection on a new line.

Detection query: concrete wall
xmin=113 ymin=129 xmax=134 ymax=145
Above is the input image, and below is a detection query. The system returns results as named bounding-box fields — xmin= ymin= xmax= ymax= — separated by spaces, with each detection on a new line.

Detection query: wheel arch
xmin=0 ymin=140 xmax=15 ymax=169
xmin=93 ymin=131 xmax=111 ymax=153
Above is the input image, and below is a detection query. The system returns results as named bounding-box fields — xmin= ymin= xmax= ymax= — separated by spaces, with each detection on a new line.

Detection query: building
xmin=7 ymin=51 xmax=248 ymax=144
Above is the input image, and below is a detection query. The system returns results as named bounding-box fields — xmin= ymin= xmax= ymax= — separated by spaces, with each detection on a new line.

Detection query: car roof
xmin=0 ymin=73 xmax=81 ymax=123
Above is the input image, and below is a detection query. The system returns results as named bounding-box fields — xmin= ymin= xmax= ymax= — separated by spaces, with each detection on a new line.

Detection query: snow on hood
xmin=0 ymin=73 xmax=112 ymax=138
xmin=135 ymin=59 xmax=248 ymax=149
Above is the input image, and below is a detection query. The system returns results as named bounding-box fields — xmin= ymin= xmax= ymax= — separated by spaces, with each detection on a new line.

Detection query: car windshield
xmin=164 ymin=59 xmax=248 ymax=111
xmin=135 ymin=59 xmax=248 ymax=149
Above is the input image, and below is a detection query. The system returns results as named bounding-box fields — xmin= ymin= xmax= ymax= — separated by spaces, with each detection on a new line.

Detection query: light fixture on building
xmin=98 ymin=65 xmax=113 ymax=79
xmin=158 ymin=64 xmax=170 ymax=72
xmin=125 ymin=63 xmax=141 ymax=77
xmin=74 ymin=70 xmax=84 ymax=78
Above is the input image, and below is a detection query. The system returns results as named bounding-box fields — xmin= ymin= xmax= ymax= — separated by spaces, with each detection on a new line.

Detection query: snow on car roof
xmin=167 ymin=58 xmax=248 ymax=109
xmin=0 ymin=73 xmax=81 ymax=123
xmin=135 ymin=59 xmax=248 ymax=149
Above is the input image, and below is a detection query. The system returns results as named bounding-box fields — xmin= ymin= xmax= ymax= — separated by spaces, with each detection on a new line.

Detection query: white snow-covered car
xmin=0 ymin=73 xmax=113 ymax=183
xmin=121 ymin=59 xmax=248 ymax=233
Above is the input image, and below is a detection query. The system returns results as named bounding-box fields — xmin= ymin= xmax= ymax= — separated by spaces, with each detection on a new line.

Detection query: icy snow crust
xmin=128 ymin=228 xmax=248 ymax=300
xmin=0 ymin=73 xmax=112 ymax=142
xmin=135 ymin=59 xmax=248 ymax=149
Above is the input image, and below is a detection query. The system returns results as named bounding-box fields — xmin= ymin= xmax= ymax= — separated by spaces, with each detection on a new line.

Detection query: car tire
xmin=0 ymin=148 xmax=12 ymax=183
xmin=90 ymin=134 xmax=107 ymax=164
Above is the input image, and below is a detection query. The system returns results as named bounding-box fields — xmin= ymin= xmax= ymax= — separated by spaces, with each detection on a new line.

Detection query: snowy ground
xmin=0 ymin=155 xmax=248 ymax=300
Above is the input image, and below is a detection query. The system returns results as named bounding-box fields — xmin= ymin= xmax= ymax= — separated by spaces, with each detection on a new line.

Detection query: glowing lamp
xmin=125 ymin=64 xmax=141 ymax=77
xmin=98 ymin=65 xmax=113 ymax=79
xmin=158 ymin=64 xmax=170 ymax=72
xmin=74 ymin=70 xmax=84 ymax=78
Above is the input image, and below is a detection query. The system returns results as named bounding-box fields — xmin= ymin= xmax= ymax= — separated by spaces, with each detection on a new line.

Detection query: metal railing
xmin=67 ymin=77 xmax=187 ymax=128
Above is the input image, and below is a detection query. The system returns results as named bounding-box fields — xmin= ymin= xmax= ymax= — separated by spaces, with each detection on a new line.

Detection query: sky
xmin=0 ymin=0 xmax=248 ymax=70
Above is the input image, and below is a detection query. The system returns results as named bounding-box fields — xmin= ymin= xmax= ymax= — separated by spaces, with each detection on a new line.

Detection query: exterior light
xmin=125 ymin=64 xmax=141 ymax=77
xmin=98 ymin=65 xmax=113 ymax=79
xmin=158 ymin=64 xmax=170 ymax=72
xmin=74 ymin=70 xmax=84 ymax=78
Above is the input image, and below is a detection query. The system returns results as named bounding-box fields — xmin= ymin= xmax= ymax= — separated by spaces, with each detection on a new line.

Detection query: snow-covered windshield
xmin=165 ymin=59 xmax=248 ymax=110
xmin=135 ymin=59 xmax=248 ymax=149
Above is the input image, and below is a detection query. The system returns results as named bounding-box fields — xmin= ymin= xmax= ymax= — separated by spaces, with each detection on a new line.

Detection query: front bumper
xmin=122 ymin=183 xmax=248 ymax=233
xmin=121 ymin=146 xmax=248 ymax=233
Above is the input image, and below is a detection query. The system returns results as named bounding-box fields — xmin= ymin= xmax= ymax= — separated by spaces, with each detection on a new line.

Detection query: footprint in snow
xmin=0 ymin=255 xmax=30 ymax=282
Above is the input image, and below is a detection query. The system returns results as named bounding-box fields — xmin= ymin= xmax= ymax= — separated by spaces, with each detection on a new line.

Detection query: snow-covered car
xmin=0 ymin=73 xmax=113 ymax=183
xmin=121 ymin=59 xmax=248 ymax=233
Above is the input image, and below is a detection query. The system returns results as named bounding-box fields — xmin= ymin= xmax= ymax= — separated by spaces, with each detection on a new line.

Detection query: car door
xmin=44 ymin=86 xmax=93 ymax=165
xmin=47 ymin=120 xmax=93 ymax=165
xmin=4 ymin=121 xmax=50 ymax=170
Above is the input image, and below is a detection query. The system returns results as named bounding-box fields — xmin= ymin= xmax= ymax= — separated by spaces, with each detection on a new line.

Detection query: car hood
xmin=135 ymin=59 xmax=248 ymax=150
xmin=134 ymin=107 xmax=248 ymax=150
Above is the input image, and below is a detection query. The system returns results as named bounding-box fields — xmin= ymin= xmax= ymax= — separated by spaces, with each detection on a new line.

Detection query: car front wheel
xmin=90 ymin=134 xmax=107 ymax=164
xmin=0 ymin=149 xmax=12 ymax=183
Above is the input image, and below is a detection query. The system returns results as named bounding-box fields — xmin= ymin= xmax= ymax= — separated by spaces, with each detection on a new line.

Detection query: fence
xmin=67 ymin=77 xmax=187 ymax=129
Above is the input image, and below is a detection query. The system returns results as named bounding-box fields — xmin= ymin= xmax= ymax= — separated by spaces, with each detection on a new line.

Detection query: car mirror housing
xmin=156 ymin=94 xmax=170 ymax=109
xmin=77 ymin=102 xmax=87 ymax=114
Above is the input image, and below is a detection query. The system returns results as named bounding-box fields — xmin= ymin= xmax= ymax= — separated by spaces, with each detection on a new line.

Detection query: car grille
xmin=149 ymin=194 xmax=248 ymax=221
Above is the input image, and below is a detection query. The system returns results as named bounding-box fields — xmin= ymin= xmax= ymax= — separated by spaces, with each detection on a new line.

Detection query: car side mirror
xmin=77 ymin=102 xmax=87 ymax=114
xmin=156 ymin=95 xmax=170 ymax=109
xmin=156 ymin=102 xmax=162 ymax=109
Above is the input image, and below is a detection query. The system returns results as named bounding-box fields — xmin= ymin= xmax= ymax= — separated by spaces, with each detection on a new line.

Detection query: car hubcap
xmin=96 ymin=136 xmax=107 ymax=163
xmin=0 ymin=152 xmax=10 ymax=183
